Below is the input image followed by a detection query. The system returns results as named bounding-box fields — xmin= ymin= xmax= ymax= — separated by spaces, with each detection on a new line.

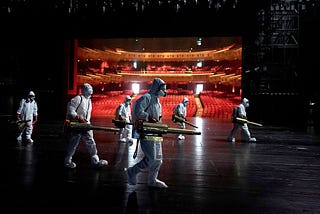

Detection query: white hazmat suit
xmin=64 ymin=83 xmax=108 ymax=169
xmin=115 ymin=95 xmax=133 ymax=144
xmin=16 ymin=90 xmax=38 ymax=144
xmin=173 ymin=97 xmax=189 ymax=140
xmin=127 ymin=78 xmax=168 ymax=188
xmin=227 ymin=98 xmax=256 ymax=142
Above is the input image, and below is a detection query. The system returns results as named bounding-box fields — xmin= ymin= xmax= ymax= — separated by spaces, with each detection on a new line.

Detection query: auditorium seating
xmin=90 ymin=91 xmax=240 ymax=120
xmin=199 ymin=91 xmax=240 ymax=119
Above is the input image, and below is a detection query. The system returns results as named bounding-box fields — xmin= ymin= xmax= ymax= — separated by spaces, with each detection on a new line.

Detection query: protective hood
xmin=149 ymin=78 xmax=166 ymax=95
xmin=125 ymin=95 xmax=132 ymax=102
xmin=27 ymin=90 xmax=35 ymax=102
xmin=28 ymin=91 xmax=35 ymax=97
xmin=81 ymin=83 xmax=93 ymax=98
xmin=241 ymin=98 xmax=249 ymax=107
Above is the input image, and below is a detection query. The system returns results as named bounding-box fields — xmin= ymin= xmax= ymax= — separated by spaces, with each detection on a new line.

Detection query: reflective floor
xmin=1 ymin=116 xmax=320 ymax=213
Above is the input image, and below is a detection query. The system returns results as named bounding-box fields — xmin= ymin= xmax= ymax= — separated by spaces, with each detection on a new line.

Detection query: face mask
xmin=83 ymin=88 xmax=93 ymax=98
xmin=158 ymin=90 xmax=166 ymax=97
xmin=157 ymin=84 xmax=167 ymax=97
xmin=83 ymin=93 xmax=91 ymax=99
xmin=28 ymin=96 xmax=35 ymax=101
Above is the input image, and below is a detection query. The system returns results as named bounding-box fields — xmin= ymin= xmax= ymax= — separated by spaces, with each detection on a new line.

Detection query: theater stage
xmin=1 ymin=115 xmax=320 ymax=213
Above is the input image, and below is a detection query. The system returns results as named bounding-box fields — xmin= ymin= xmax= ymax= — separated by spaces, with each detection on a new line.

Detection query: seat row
xmin=91 ymin=93 xmax=240 ymax=119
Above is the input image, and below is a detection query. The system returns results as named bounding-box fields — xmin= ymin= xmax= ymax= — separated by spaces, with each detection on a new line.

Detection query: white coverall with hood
xmin=174 ymin=97 xmax=189 ymax=140
xmin=64 ymin=83 xmax=108 ymax=169
xmin=227 ymin=98 xmax=256 ymax=142
xmin=16 ymin=90 xmax=38 ymax=143
xmin=116 ymin=95 xmax=133 ymax=143
xmin=127 ymin=78 xmax=168 ymax=188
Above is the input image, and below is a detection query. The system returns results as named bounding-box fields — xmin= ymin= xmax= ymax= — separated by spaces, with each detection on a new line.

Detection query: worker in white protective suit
xmin=64 ymin=83 xmax=108 ymax=169
xmin=173 ymin=97 xmax=189 ymax=140
xmin=227 ymin=98 xmax=257 ymax=143
xmin=115 ymin=95 xmax=133 ymax=144
xmin=127 ymin=78 xmax=168 ymax=188
xmin=16 ymin=90 xmax=38 ymax=144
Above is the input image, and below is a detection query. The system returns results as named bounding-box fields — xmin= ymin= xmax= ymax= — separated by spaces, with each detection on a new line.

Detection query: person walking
xmin=173 ymin=97 xmax=189 ymax=140
xmin=227 ymin=98 xmax=257 ymax=143
xmin=115 ymin=95 xmax=134 ymax=144
xmin=16 ymin=90 xmax=38 ymax=144
xmin=64 ymin=83 xmax=108 ymax=169
xmin=126 ymin=78 xmax=168 ymax=188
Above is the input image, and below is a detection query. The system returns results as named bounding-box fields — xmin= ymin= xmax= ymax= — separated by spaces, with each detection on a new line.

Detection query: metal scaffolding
xmin=253 ymin=0 xmax=301 ymax=94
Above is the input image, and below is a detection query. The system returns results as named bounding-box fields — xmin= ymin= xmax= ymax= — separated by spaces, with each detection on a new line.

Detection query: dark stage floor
xmin=1 ymin=116 xmax=320 ymax=213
